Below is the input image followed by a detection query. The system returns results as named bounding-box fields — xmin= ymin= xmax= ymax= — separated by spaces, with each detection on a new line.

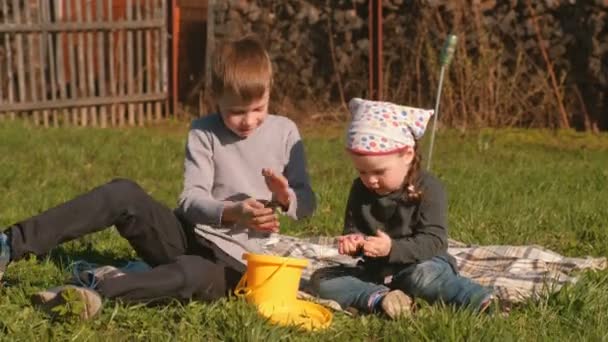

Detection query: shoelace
xmin=121 ymin=260 xmax=151 ymax=273
xmin=70 ymin=260 xmax=100 ymax=289
xmin=0 ymin=234 xmax=10 ymax=286
xmin=0 ymin=233 xmax=11 ymax=264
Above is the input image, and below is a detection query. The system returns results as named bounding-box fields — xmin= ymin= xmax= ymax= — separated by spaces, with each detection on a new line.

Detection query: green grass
xmin=1 ymin=121 xmax=608 ymax=341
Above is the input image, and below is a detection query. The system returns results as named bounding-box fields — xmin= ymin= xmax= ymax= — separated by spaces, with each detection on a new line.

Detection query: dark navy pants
xmin=6 ymin=178 xmax=240 ymax=302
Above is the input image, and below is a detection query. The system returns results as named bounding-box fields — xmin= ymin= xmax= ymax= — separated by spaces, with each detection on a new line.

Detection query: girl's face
xmin=349 ymin=149 xmax=414 ymax=195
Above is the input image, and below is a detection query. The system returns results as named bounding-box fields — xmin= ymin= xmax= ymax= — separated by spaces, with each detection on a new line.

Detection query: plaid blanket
xmin=196 ymin=227 xmax=606 ymax=305
xmin=447 ymin=240 xmax=606 ymax=303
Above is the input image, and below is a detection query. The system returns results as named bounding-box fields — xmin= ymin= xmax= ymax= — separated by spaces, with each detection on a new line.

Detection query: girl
xmin=311 ymin=98 xmax=493 ymax=319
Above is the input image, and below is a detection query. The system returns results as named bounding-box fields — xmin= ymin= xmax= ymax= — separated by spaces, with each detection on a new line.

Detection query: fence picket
xmin=12 ymin=0 xmax=27 ymax=121
xmin=85 ymin=0 xmax=97 ymax=126
xmin=126 ymin=0 xmax=135 ymax=126
xmin=107 ymin=0 xmax=117 ymax=126
xmin=154 ymin=0 xmax=161 ymax=121
xmin=136 ymin=0 xmax=144 ymax=126
xmin=23 ymin=0 xmax=41 ymax=125
xmin=75 ymin=0 xmax=89 ymax=126
xmin=117 ymin=8 xmax=125 ymax=126
xmin=96 ymin=0 xmax=107 ymax=127
xmin=65 ymin=0 xmax=79 ymax=124
xmin=160 ymin=0 xmax=167 ymax=120
xmin=1 ymin=0 xmax=14 ymax=120
xmin=145 ymin=0 xmax=153 ymax=123
xmin=40 ymin=0 xmax=57 ymax=126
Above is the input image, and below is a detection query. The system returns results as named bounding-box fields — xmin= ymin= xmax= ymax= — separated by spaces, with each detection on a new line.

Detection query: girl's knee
xmin=405 ymin=258 xmax=452 ymax=289
xmin=310 ymin=267 xmax=348 ymax=296
xmin=312 ymin=278 xmax=342 ymax=298
xmin=309 ymin=269 xmax=328 ymax=294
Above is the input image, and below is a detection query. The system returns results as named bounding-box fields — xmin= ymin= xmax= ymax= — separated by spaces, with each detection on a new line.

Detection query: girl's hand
xmin=362 ymin=230 xmax=392 ymax=258
xmin=338 ymin=234 xmax=364 ymax=256
xmin=262 ymin=168 xmax=291 ymax=209
xmin=223 ymin=198 xmax=280 ymax=232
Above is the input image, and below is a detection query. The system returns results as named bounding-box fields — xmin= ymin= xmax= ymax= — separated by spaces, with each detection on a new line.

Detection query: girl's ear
xmin=399 ymin=146 xmax=415 ymax=164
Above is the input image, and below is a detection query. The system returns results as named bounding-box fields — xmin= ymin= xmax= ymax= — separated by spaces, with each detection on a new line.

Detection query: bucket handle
xmin=234 ymin=258 xmax=289 ymax=298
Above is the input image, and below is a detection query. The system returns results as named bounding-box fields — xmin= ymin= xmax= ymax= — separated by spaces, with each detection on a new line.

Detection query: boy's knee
xmin=104 ymin=179 xmax=150 ymax=210
xmin=174 ymin=255 xmax=231 ymax=301
xmin=107 ymin=178 xmax=145 ymax=197
xmin=175 ymin=255 xmax=217 ymax=285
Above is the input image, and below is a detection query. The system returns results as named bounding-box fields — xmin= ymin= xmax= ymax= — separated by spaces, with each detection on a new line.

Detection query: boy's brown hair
xmin=211 ymin=36 xmax=273 ymax=102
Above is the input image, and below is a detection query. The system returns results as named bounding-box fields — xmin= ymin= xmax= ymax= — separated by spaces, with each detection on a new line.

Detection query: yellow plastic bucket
xmin=235 ymin=253 xmax=332 ymax=331
xmin=235 ymin=253 xmax=308 ymax=306
xmin=257 ymin=299 xmax=333 ymax=331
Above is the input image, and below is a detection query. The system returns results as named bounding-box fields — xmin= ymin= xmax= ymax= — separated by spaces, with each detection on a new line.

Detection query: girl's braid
xmin=403 ymin=142 xmax=423 ymax=203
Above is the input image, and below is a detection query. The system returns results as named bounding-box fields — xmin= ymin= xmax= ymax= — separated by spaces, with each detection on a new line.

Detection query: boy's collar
xmin=216 ymin=112 xmax=270 ymax=139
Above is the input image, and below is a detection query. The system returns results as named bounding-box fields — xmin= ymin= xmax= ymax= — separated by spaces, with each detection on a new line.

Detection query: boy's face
xmin=349 ymin=149 xmax=413 ymax=195
xmin=218 ymin=89 xmax=270 ymax=138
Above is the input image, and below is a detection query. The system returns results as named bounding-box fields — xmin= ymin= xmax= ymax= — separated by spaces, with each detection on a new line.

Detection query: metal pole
xmin=426 ymin=65 xmax=446 ymax=171
xmin=368 ymin=0 xmax=382 ymax=100
xmin=426 ymin=34 xmax=457 ymax=171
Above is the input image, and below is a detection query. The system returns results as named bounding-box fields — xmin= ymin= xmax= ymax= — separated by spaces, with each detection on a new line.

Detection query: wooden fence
xmin=0 ymin=0 xmax=168 ymax=127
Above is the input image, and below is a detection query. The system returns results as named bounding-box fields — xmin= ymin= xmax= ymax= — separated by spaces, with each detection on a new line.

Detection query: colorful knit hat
xmin=345 ymin=98 xmax=434 ymax=155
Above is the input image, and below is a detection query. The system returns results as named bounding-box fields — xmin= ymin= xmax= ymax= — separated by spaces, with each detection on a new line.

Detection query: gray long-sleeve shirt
xmin=177 ymin=113 xmax=316 ymax=227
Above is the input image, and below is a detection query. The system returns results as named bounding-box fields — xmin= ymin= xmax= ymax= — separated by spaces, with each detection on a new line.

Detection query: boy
xmin=0 ymin=36 xmax=316 ymax=319
xmin=178 ymin=37 xmax=316 ymax=271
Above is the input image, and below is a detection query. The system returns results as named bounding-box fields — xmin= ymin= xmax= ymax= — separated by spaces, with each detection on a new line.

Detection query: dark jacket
xmin=343 ymin=171 xmax=457 ymax=277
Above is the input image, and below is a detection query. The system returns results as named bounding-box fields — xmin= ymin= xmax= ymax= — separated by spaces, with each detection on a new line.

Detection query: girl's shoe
xmin=478 ymin=294 xmax=510 ymax=316
xmin=380 ymin=290 xmax=415 ymax=319
xmin=479 ymin=294 xmax=495 ymax=313
xmin=31 ymin=285 xmax=102 ymax=320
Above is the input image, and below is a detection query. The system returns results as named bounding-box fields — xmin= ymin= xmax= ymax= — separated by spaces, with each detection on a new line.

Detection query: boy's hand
xmin=337 ymin=234 xmax=365 ymax=256
xmin=262 ymin=168 xmax=290 ymax=209
xmin=362 ymin=230 xmax=392 ymax=258
xmin=223 ymin=198 xmax=279 ymax=233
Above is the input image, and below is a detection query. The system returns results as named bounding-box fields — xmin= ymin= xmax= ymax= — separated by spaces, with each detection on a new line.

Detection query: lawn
xmin=1 ymin=120 xmax=608 ymax=341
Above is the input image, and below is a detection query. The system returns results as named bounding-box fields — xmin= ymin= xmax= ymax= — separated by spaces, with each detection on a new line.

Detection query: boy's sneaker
xmin=73 ymin=265 xmax=126 ymax=288
xmin=0 ymin=232 xmax=11 ymax=283
xmin=31 ymin=285 xmax=102 ymax=320
xmin=380 ymin=290 xmax=415 ymax=319
xmin=71 ymin=260 xmax=151 ymax=288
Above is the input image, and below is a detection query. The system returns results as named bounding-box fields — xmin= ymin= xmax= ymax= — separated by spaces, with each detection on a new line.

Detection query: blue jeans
xmin=311 ymin=256 xmax=492 ymax=313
